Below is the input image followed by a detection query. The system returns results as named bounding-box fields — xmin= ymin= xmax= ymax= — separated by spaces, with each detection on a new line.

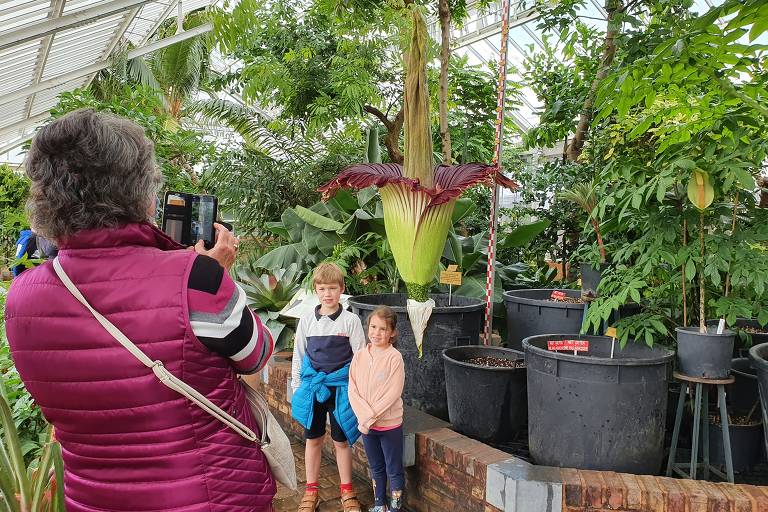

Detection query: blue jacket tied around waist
xmin=291 ymin=355 xmax=360 ymax=446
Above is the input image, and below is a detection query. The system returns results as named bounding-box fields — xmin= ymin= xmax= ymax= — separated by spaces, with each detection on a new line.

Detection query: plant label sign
xmin=550 ymin=290 xmax=567 ymax=300
xmin=547 ymin=339 xmax=589 ymax=352
xmin=440 ymin=265 xmax=462 ymax=286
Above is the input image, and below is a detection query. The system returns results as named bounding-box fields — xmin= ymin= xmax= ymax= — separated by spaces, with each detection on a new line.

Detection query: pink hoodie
xmin=348 ymin=344 xmax=404 ymax=434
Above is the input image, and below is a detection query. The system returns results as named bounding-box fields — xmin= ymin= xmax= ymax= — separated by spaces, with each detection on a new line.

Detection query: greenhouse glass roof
xmin=0 ymin=0 xmax=216 ymax=157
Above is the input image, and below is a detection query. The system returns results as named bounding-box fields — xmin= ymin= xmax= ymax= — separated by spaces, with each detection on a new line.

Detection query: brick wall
xmin=249 ymin=355 xmax=506 ymax=511
xmin=252 ymin=355 xmax=768 ymax=512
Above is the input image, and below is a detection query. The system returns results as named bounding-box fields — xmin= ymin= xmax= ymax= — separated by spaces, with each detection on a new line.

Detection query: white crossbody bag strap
xmin=52 ymin=257 xmax=259 ymax=443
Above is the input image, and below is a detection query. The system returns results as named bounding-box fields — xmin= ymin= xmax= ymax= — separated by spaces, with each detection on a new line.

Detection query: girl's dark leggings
xmin=361 ymin=426 xmax=405 ymax=507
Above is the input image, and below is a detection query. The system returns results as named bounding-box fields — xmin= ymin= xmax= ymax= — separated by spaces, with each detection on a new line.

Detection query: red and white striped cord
xmin=482 ymin=0 xmax=513 ymax=345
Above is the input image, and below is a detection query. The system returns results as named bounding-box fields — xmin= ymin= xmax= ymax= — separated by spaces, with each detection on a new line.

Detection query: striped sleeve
xmin=187 ymin=255 xmax=274 ymax=374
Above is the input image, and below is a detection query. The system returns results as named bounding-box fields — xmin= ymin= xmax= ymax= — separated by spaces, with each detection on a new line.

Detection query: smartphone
xmin=161 ymin=191 xmax=218 ymax=249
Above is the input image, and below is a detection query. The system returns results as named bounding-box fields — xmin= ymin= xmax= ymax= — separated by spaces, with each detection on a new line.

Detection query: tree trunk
xmin=363 ymin=105 xmax=404 ymax=164
xmin=566 ymin=0 xmax=622 ymax=161
xmin=438 ymin=0 xmax=452 ymax=165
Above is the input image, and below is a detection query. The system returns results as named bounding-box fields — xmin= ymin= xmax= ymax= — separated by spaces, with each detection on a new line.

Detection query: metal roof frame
xmin=0 ymin=0 xmax=217 ymax=157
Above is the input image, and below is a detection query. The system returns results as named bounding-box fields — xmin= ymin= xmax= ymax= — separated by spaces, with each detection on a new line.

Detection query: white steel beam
xmin=139 ymin=0 xmax=180 ymax=45
xmin=80 ymin=5 xmax=144 ymax=89
xmin=0 ymin=0 xmax=157 ymax=52
xmin=0 ymin=112 xmax=51 ymax=138
xmin=24 ymin=0 xmax=68 ymax=121
xmin=453 ymin=9 xmax=538 ymax=49
xmin=0 ymin=23 xmax=212 ymax=107
xmin=0 ymin=134 xmax=33 ymax=156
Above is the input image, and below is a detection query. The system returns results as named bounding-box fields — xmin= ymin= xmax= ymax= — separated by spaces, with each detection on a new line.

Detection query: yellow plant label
xmin=440 ymin=271 xmax=462 ymax=286
xmin=447 ymin=265 xmax=459 ymax=272
xmin=605 ymin=327 xmax=617 ymax=338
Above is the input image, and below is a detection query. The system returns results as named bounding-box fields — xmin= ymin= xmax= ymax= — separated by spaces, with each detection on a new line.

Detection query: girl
xmin=348 ymin=306 xmax=405 ymax=512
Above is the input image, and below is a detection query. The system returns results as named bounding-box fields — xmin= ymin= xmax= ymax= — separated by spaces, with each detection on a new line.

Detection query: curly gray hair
xmin=25 ymin=109 xmax=162 ymax=241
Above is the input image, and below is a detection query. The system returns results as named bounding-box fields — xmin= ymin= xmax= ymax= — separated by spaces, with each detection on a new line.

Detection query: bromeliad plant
xmin=318 ymin=6 xmax=516 ymax=352
xmin=1 ymin=378 xmax=65 ymax=512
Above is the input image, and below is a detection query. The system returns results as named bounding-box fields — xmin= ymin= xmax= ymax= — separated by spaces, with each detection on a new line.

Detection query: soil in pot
xmin=349 ymin=293 xmax=484 ymax=420
xmin=524 ymin=334 xmax=674 ymax=474
xmin=443 ymin=346 xmax=527 ymax=443
xmin=709 ymin=414 xmax=763 ymax=474
xmin=465 ymin=356 xmax=526 ymax=368
xmin=676 ymin=327 xmax=735 ymax=379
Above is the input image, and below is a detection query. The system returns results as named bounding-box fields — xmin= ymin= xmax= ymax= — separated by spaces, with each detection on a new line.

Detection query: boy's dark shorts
xmin=304 ymin=393 xmax=347 ymax=443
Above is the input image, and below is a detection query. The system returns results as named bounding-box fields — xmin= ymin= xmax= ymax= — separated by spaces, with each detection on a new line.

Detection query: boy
xmin=291 ymin=262 xmax=366 ymax=512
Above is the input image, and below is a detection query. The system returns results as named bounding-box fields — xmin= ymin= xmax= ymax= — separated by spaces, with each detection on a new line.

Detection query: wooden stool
xmin=665 ymin=372 xmax=735 ymax=483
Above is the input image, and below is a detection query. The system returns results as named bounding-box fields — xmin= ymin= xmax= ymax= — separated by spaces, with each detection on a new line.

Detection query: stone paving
xmin=273 ymin=437 xmax=374 ymax=512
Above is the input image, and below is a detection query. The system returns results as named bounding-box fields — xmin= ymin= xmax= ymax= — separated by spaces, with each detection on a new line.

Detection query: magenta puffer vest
xmin=5 ymin=223 xmax=276 ymax=512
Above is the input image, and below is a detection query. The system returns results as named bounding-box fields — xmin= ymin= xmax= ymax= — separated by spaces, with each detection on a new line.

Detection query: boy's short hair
xmin=312 ymin=262 xmax=345 ymax=288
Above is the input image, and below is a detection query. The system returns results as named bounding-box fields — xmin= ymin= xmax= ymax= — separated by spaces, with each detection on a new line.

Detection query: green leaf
xmin=499 ymin=219 xmax=551 ymax=249
xmin=685 ymin=259 xmax=696 ymax=280
xmin=357 ymin=186 xmax=378 ymax=207
xmin=675 ymin=159 xmax=697 ymax=170
xmin=452 ymin=198 xmax=477 ymax=224
xmin=294 ymin=205 xmax=345 ymax=231
xmin=264 ymin=221 xmax=289 ymax=239
xmin=254 ymin=243 xmax=304 ymax=270
xmin=749 ymin=16 xmax=768 ymax=42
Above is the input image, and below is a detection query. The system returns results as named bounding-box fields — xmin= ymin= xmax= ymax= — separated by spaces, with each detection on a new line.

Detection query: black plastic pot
xmin=708 ymin=420 xmax=763 ymax=474
xmin=442 ymin=346 xmax=527 ymax=442
xmin=731 ymin=358 xmax=760 ymax=414
xmin=349 ymin=294 xmax=484 ymax=420
xmin=580 ymin=262 xmax=609 ymax=299
xmin=676 ymin=327 xmax=735 ymax=379
xmin=707 ymin=318 xmax=768 ymax=358
xmin=503 ymin=289 xmax=585 ymax=351
xmin=748 ymin=343 xmax=768 ymax=461
xmin=523 ymin=334 xmax=674 ymax=474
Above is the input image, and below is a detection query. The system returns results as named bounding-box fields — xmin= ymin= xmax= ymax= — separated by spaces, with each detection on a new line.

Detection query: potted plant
xmin=674 ymin=170 xmax=736 ymax=379
xmin=559 ymin=178 xmax=608 ymax=300
xmin=319 ymin=6 xmax=515 ymax=419
xmin=442 ymin=346 xmax=526 ymax=443
xmin=523 ymin=334 xmax=674 ymax=474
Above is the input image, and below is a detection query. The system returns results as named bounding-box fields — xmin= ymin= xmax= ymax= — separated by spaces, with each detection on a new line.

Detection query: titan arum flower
xmin=319 ymin=7 xmax=517 ymax=353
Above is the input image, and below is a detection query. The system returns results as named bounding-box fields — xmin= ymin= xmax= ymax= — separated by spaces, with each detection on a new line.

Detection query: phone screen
xmin=162 ymin=192 xmax=218 ymax=248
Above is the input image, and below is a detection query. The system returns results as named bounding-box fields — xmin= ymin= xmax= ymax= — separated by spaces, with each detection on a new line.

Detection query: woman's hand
xmin=193 ymin=223 xmax=239 ymax=270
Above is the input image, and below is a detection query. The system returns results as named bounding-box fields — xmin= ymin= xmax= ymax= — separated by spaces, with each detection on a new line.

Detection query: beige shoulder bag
xmin=52 ymin=257 xmax=297 ymax=490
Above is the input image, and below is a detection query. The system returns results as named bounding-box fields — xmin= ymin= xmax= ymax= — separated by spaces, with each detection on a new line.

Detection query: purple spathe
xmin=5 ymin=222 xmax=276 ymax=512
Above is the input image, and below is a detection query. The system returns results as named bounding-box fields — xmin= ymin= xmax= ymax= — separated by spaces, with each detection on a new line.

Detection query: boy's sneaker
xmin=368 ymin=507 xmax=388 ymax=512
xmin=340 ymin=490 xmax=362 ymax=512
xmin=297 ymin=491 xmax=319 ymax=512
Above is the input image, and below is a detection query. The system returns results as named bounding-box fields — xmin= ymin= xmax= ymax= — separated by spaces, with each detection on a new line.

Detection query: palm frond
xmin=186 ymin=99 xmax=318 ymax=161
xmin=559 ymin=179 xmax=598 ymax=216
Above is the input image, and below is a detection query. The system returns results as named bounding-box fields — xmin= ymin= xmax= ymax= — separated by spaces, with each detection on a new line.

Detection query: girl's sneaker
xmin=389 ymin=490 xmax=403 ymax=512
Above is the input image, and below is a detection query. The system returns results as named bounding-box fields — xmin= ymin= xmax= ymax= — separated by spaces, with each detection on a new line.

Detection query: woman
xmin=5 ymin=109 xmax=276 ymax=511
